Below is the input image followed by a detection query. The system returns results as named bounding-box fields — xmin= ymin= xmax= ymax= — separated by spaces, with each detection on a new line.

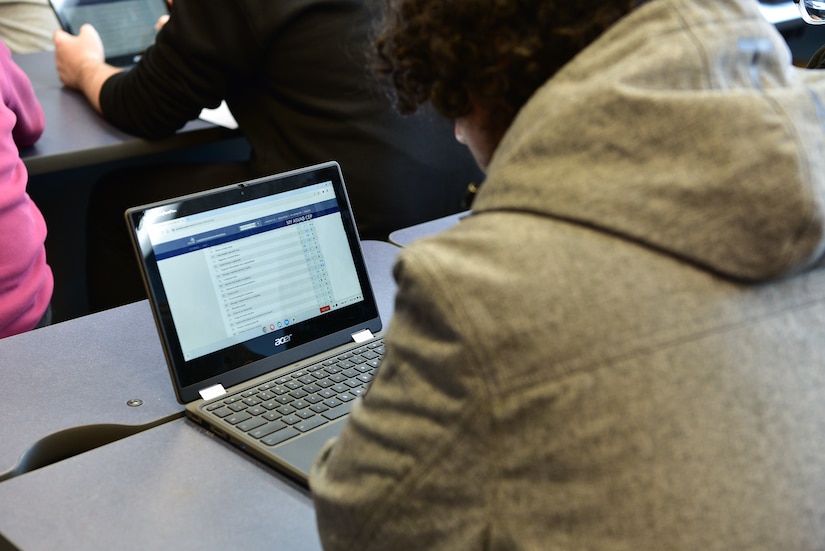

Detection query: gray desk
xmin=361 ymin=239 xmax=400 ymax=325
xmin=0 ymin=240 xmax=399 ymax=550
xmin=0 ymin=299 xmax=179 ymax=482
xmin=0 ymin=419 xmax=321 ymax=551
xmin=15 ymin=50 xmax=239 ymax=177
xmin=388 ymin=210 xmax=468 ymax=247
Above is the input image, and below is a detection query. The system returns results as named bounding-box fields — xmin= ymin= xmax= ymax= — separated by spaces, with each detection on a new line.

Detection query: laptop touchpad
xmin=272 ymin=421 xmax=345 ymax=477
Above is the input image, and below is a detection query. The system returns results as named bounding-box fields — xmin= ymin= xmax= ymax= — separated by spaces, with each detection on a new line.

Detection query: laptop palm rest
xmin=272 ymin=420 xmax=345 ymax=477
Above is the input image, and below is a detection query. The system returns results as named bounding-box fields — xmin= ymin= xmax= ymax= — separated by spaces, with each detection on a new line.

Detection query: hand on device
xmin=52 ymin=24 xmax=121 ymax=113
xmin=156 ymin=0 xmax=173 ymax=30
xmin=53 ymin=24 xmax=105 ymax=89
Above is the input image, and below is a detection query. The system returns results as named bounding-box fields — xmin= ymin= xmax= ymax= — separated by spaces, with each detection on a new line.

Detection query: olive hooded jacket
xmin=312 ymin=0 xmax=825 ymax=548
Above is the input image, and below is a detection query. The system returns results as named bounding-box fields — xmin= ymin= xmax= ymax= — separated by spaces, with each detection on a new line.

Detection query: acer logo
xmin=274 ymin=334 xmax=292 ymax=347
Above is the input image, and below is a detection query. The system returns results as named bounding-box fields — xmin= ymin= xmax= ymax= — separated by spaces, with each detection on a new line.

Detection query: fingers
xmin=52 ymin=23 xmax=106 ymax=89
xmin=155 ymin=14 xmax=170 ymax=31
xmin=52 ymin=28 xmax=69 ymax=46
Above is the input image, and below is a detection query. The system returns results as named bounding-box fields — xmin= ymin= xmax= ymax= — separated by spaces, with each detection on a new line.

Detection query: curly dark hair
xmin=372 ymin=0 xmax=640 ymax=126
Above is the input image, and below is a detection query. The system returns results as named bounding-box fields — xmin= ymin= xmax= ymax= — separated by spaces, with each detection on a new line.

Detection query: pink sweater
xmin=0 ymin=41 xmax=52 ymax=338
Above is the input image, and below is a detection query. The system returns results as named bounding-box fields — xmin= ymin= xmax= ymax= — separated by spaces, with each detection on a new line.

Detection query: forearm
xmin=74 ymin=62 xmax=122 ymax=114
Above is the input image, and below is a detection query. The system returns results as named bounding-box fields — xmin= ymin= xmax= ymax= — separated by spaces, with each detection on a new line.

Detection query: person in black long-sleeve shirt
xmin=53 ymin=0 xmax=482 ymax=311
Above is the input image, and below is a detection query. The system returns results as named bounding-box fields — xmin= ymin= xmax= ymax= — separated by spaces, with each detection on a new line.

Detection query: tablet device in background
xmin=49 ymin=0 xmax=168 ymax=67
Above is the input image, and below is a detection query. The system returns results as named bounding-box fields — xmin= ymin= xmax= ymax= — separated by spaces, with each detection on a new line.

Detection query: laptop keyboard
xmin=205 ymin=339 xmax=384 ymax=446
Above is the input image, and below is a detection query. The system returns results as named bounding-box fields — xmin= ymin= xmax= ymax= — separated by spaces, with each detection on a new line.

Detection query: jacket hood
xmin=474 ymin=0 xmax=825 ymax=281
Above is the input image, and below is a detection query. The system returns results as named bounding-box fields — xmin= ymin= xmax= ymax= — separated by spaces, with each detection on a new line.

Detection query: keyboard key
xmin=323 ymin=397 xmax=342 ymax=408
xmin=211 ymin=407 xmax=233 ymax=418
xmin=262 ymin=427 xmax=299 ymax=446
xmin=322 ymin=402 xmax=353 ymax=420
xmin=225 ymin=412 xmax=252 ymax=425
xmin=238 ymin=417 xmax=267 ymax=432
xmin=262 ymin=411 xmax=281 ymax=422
xmin=294 ymin=416 xmax=328 ymax=433
xmin=250 ymin=420 xmax=287 ymax=439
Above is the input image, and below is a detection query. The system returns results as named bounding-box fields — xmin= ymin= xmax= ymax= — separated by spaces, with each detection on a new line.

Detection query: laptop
xmin=126 ymin=161 xmax=384 ymax=484
xmin=49 ymin=0 xmax=168 ymax=67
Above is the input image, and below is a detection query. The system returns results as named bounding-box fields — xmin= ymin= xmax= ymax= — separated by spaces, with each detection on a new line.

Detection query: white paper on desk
xmin=199 ymin=101 xmax=238 ymax=129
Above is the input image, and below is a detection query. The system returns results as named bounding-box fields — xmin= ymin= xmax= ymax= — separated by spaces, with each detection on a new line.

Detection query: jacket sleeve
xmin=309 ymin=245 xmax=494 ymax=551
xmin=99 ymin=0 xmax=262 ymax=139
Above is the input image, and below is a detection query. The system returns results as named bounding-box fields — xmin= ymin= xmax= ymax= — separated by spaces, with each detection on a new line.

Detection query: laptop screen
xmin=127 ymin=163 xmax=381 ymax=400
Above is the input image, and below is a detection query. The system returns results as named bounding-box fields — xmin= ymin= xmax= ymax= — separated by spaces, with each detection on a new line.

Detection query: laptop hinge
xmin=351 ymin=329 xmax=374 ymax=344
xmin=199 ymin=383 xmax=227 ymax=401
